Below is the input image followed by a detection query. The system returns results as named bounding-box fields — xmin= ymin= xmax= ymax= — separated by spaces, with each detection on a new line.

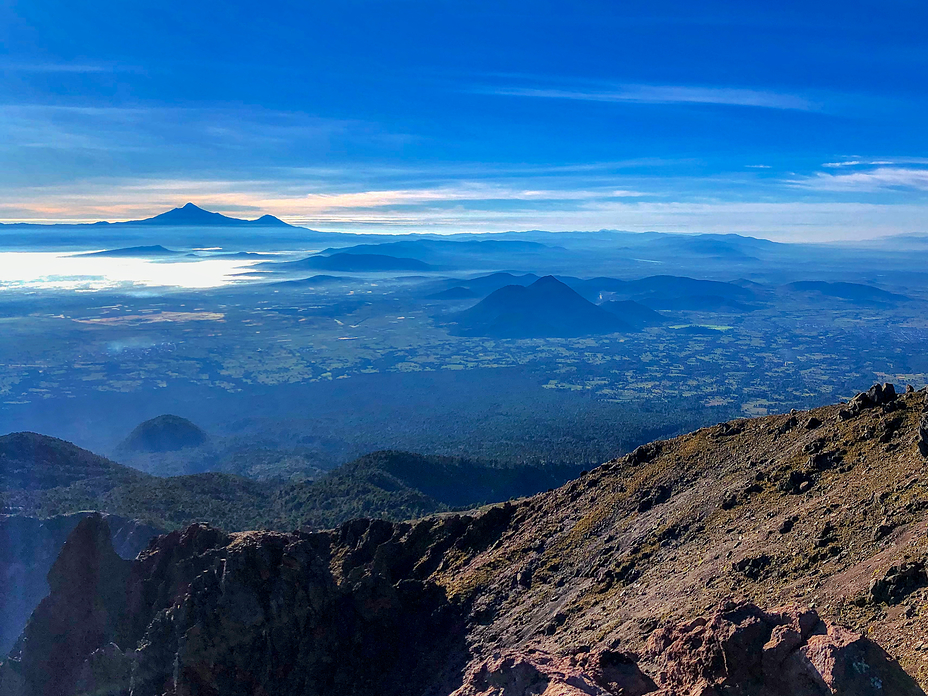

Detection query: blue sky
xmin=1 ymin=0 xmax=927 ymax=240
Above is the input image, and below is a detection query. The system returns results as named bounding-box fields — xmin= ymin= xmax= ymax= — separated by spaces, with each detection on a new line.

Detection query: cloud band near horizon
xmin=1 ymin=169 xmax=927 ymax=243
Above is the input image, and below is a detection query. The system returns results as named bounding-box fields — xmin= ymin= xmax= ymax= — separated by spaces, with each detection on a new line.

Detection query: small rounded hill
xmin=121 ymin=414 xmax=208 ymax=453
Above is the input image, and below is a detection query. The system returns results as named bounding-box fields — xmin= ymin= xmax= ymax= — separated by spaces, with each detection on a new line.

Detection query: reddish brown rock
xmin=645 ymin=601 xmax=924 ymax=696
xmin=450 ymin=649 xmax=656 ymax=696
xmin=451 ymin=601 xmax=923 ymax=696
xmin=798 ymin=624 xmax=920 ymax=695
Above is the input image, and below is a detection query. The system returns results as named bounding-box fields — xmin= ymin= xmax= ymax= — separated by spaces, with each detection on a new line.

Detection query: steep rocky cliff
xmin=5 ymin=385 xmax=928 ymax=695
xmin=0 ymin=512 xmax=161 ymax=655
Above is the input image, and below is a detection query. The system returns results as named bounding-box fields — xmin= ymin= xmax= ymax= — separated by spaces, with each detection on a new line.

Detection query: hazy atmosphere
xmin=3 ymin=3 xmax=928 ymax=696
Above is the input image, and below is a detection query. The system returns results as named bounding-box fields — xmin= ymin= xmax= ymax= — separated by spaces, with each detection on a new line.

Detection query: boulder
xmin=918 ymin=413 xmax=928 ymax=457
xmin=645 ymin=600 xmax=924 ymax=696
xmin=732 ymin=554 xmax=772 ymax=580
xmin=454 ymin=602 xmax=924 ymax=696
xmin=627 ymin=443 xmax=662 ymax=466
xmin=851 ymin=383 xmax=897 ymax=411
xmin=868 ymin=560 xmax=927 ymax=605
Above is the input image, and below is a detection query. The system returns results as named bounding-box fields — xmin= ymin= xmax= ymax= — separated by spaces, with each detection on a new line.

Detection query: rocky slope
xmin=5 ymin=384 xmax=928 ymax=695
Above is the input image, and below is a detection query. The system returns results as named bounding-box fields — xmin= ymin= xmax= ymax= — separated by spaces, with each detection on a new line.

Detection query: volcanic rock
xmin=868 ymin=559 xmax=928 ymax=605
xmin=450 ymin=648 xmax=657 ymax=696
xmin=0 ymin=512 xmax=161 ymax=655
xmin=918 ymin=413 xmax=928 ymax=456
xmin=644 ymin=600 xmax=923 ymax=696
xmin=453 ymin=601 xmax=921 ymax=696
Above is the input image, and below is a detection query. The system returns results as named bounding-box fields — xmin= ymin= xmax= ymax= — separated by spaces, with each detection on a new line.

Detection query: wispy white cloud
xmin=473 ymin=83 xmax=817 ymax=111
xmin=0 ymin=61 xmax=117 ymax=73
xmin=790 ymin=166 xmax=928 ymax=192
xmin=822 ymin=157 xmax=928 ymax=168
xmin=0 ymin=103 xmax=411 ymax=163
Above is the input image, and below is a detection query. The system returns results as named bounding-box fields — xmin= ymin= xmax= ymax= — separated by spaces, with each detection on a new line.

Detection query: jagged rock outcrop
xmin=643 ymin=600 xmax=921 ymax=695
xmin=867 ymin=559 xmax=928 ymax=605
xmin=124 ymin=520 xmax=471 ymax=696
xmin=839 ymin=382 xmax=898 ymax=420
xmin=2 ymin=509 xmax=519 ymax=696
xmin=0 ymin=512 xmax=161 ymax=655
xmin=0 ymin=514 xmax=133 ymax=696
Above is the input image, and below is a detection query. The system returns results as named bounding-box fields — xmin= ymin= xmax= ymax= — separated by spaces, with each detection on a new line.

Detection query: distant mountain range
xmin=0 ymin=431 xmax=272 ymax=531
xmin=426 ymin=286 xmax=480 ymax=300
xmin=430 ymin=273 xmax=759 ymax=313
xmin=271 ymin=275 xmax=346 ymax=288
xmin=0 ymin=203 xmax=292 ymax=228
xmin=426 ymin=272 xmax=540 ymax=297
xmin=267 ymin=252 xmax=434 ymax=273
xmin=76 ymin=244 xmax=181 ymax=257
xmin=782 ymin=280 xmax=909 ymax=305
xmin=578 ymin=275 xmax=760 ymax=311
xmin=315 ymin=238 xmax=556 ymax=266
xmin=1 ymin=428 xmax=582 ymax=536
xmin=599 ymin=300 xmax=668 ymax=328
xmin=428 ymin=273 xmax=763 ymax=324
xmin=276 ymin=450 xmax=583 ymax=531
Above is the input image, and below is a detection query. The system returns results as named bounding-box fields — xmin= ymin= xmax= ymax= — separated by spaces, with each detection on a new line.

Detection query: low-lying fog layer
xmin=0 ymin=252 xmax=261 ymax=291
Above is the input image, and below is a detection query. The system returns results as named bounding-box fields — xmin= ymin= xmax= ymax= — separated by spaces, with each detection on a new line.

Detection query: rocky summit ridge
xmin=5 ymin=385 xmax=928 ymax=694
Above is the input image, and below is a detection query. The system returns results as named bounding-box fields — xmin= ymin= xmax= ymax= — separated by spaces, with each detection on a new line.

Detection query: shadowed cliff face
xmin=124 ymin=519 xmax=474 ymax=696
xmin=0 ymin=513 xmax=161 ymax=656
xmin=1 ymin=510 xmax=509 ymax=696
xmin=3 ymin=514 xmax=133 ymax=696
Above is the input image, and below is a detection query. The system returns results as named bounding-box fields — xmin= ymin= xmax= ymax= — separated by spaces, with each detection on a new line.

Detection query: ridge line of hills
xmin=0 ymin=431 xmax=585 ymax=532
xmin=437 ymin=273 xmax=906 ymax=338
